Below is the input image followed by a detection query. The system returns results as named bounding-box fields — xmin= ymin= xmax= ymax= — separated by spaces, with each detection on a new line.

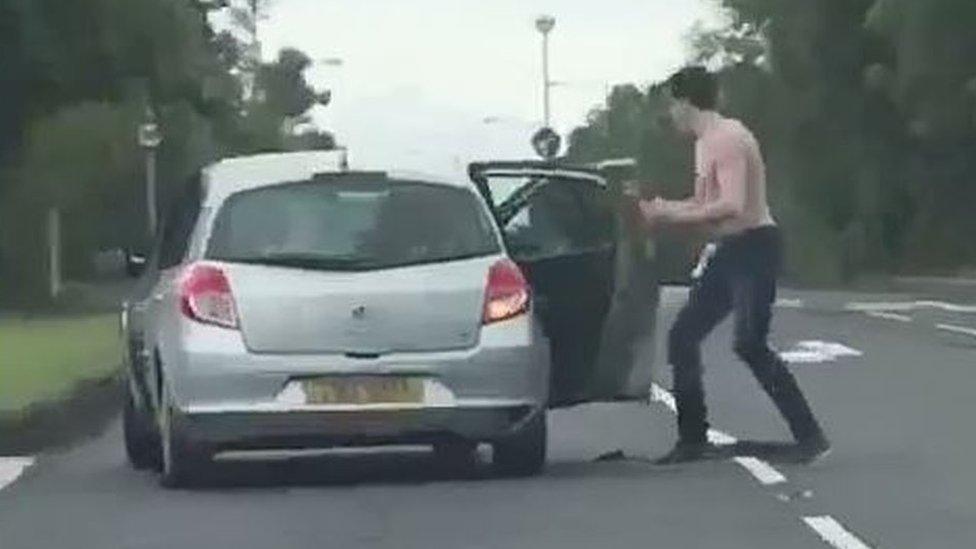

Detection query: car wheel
xmin=123 ymin=385 xmax=161 ymax=471
xmin=493 ymin=410 xmax=547 ymax=477
xmin=158 ymin=384 xmax=210 ymax=489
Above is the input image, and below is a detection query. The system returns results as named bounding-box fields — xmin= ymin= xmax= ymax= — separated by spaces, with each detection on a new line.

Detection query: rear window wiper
xmin=214 ymin=253 xmax=375 ymax=271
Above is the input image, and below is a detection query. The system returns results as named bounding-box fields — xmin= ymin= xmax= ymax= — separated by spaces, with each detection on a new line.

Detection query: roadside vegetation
xmin=0 ymin=314 xmax=120 ymax=414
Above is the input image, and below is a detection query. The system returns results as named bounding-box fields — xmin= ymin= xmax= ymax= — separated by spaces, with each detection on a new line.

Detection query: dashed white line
xmin=803 ymin=516 xmax=874 ymax=549
xmin=650 ymin=382 xmax=677 ymax=412
xmin=865 ymin=311 xmax=912 ymax=323
xmin=652 ymin=383 xmax=784 ymax=479
xmin=652 ymin=384 xmax=739 ymax=446
xmin=915 ymin=300 xmax=976 ymax=314
xmin=0 ymin=457 xmax=35 ymax=491
xmin=653 ymin=384 xmax=876 ymax=548
xmin=734 ymin=456 xmax=788 ymax=485
xmin=936 ymin=323 xmax=976 ymax=338
xmin=780 ymin=341 xmax=864 ymax=364
xmin=847 ymin=300 xmax=976 ymax=314
xmin=775 ymin=298 xmax=806 ymax=309
xmin=845 ymin=301 xmax=915 ymax=313
xmin=706 ymin=429 xmax=738 ymax=446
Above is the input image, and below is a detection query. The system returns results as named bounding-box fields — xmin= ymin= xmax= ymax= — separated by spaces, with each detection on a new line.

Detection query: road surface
xmin=2 ymin=288 xmax=974 ymax=548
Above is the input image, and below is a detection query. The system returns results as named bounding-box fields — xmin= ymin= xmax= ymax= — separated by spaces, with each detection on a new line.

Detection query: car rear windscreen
xmin=206 ymin=178 xmax=501 ymax=271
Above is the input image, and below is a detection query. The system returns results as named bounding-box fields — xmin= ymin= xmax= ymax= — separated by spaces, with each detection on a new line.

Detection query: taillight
xmin=483 ymin=259 xmax=530 ymax=325
xmin=179 ymin=263 xmax=239 ymax=330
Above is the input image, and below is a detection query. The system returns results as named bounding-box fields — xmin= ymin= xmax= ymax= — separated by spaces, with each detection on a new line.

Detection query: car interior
xmin=469 ymin=162 xmax=659 ymax=408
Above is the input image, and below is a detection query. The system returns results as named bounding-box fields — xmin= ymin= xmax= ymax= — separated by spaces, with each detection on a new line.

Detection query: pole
xmin=542 ymin=32 xmax=551 ymax=128
xmin=47 ymin=207 xmax=61 ymax=299
xmin=146 ymin=148 xmax=158 ymax=237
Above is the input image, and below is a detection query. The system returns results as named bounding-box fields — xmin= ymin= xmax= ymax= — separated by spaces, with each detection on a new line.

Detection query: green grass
xmin=0 ymin=314 xmax=121 ymax=414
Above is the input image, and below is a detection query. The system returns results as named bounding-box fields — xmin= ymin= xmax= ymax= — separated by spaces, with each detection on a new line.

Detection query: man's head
xmin=666 ymin=66 xmax=719 ymax=135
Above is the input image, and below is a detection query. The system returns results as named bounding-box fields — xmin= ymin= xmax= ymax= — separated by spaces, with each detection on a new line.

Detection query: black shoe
xmin=653 ymin=441 xmax=723 ymax=466
xmin=796 ymin=435 xmax=831 ymax=464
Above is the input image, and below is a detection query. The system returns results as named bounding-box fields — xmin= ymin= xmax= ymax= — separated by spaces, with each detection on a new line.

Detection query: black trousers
xmin=668 ymin=226 xmax=824 ymax=445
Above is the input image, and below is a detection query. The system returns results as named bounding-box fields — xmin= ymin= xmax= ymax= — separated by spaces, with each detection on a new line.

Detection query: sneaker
xmin=653 ymin=441 xmax=723 ymax=466
xmin=796 ymin=435 xmax=832 ymax=464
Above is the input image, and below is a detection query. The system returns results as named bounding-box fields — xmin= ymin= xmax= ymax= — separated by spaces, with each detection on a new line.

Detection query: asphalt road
xmin=1 ymin=288 xmax=974 ymax=548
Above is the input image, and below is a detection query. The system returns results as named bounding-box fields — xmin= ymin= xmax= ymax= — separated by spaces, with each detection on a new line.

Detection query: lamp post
xmin=138 ymin=106 xmax=163 ymax=237
xmin=535 ymin=15 xmax=556 ymax=128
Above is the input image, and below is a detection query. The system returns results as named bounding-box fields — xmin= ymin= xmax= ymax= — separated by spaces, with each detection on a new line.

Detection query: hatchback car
xmin=121 ymin=151 xmax=660 ymax=487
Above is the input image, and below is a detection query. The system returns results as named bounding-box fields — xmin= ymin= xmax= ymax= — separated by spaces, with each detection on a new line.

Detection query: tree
xmin=0 ymin=0 xmax=335 ymax=306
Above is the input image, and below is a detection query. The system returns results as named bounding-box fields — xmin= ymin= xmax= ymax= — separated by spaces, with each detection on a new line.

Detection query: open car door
xmin=469 ymin=160 xmax=660 ymax=408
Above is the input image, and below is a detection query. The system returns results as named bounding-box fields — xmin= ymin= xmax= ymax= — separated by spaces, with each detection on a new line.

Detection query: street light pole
xmin=138 ymin=106 xmax=163 ymax=238
xmin=535 ymin=15 xmax=556 ymax=128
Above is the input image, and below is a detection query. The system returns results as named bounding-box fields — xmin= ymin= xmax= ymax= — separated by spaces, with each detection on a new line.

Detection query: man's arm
xmin=644 ymin=139 xmax=748 ymax=226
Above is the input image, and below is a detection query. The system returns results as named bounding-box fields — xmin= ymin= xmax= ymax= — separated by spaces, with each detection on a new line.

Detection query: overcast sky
xmin=255 ymin=0 xmax=726 ymax=177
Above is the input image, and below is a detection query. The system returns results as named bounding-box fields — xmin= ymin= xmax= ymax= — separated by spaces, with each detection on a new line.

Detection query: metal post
xmin=47 ymin=207 xmax=61 ymax=299
xmin=139 ymin=106 xmax=162 ymax=237
xmin=146 ymin=148 xmax=158 ymax=237
xmin=535 ymin=15 xmax=555 ymax=128
xmin=542 ymin=33 xmax=551 ymax=128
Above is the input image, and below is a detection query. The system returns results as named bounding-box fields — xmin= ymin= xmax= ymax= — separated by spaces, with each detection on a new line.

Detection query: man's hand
xmin=638 ymin=197 xmax=670 ymax=226
xmin=622 ymin=180 xmax=644 ymax=199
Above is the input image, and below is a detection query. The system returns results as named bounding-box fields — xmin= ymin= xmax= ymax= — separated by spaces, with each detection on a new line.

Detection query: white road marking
xmin=845 ymin=301 xmax=915 ymax=313
xmin=651 ymin=381 xmax=876 ymax=547
xmin=651 ymin=384 xmax=783 ymax=474
xmin=652 ymin=384 xmax=738 ymax=445
xmin=780 ymin=340 xmax=863 ymax=364
xmin=803 ymin=516 xmax=874 ymax=549
xmin=707 ymin=429 xmax=738 ymax=446
xmin=660 ymin=287 xmax=805 ymax=310
xmin=0 ymin=457 xmax=35 ymax=491
xmin=734 ymin=456 xmax=788 ymax=485
xmin=847 ymin=300 xmax=976 ymax=314
xmin=915 ymin=300 xmax=976 ymax=314
xmin=936 ymin=323 xmax=976 ymax=338
xmin=660 ymin=285 xmax=691 ymax=305
xmin=865 ymin=311 xmax=912 ymax=323
xmin=650 ymin=382 xmax=677 ymax=412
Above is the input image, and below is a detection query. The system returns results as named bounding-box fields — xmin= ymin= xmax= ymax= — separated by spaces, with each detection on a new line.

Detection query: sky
xmin=254 ymin=0 xmax=727 ymax=177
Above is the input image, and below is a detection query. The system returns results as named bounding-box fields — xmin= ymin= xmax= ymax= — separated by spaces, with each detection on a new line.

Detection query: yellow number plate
xmin=302 ymin=377 xmax=424 ymax=405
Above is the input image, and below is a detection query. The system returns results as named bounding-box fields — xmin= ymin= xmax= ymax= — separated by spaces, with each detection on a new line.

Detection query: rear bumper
xmin=162 ymin=313 xmax=550 ymax=415
xmin=176 ymin=402 xmax=540 ymax=450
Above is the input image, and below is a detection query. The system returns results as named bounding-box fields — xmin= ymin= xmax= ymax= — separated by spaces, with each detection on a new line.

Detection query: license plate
xmin=301 ymin=377 xmax=424 ymax=405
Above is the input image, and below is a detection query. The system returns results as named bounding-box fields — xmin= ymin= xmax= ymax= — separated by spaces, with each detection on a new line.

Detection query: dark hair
xmin=667 ymin=66 xmax=719 ymax=110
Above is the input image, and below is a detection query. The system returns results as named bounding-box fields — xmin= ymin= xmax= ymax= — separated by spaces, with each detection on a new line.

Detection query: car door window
xmin=482 ymin=175 xmax=614 ymax=260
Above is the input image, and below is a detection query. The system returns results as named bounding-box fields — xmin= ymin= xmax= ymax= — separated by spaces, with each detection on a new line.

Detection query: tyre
xmin=123 ymin=385 xmax=161 ymax=471
xmin=159 ymin=384 xmax=210 ymax=489
xmin=493 ymin=410 xmax=547 ymax=477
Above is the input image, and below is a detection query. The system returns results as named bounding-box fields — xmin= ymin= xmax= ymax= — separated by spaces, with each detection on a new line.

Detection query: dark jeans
xmin=668 ymin=226 xmax=824 ymax=445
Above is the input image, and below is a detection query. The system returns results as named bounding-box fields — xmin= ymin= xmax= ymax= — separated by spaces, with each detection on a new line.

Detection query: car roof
xmin=201 ymin=151 xmax=472 ymax=207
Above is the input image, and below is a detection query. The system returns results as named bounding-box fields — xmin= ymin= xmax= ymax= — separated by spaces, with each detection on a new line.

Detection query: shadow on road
xmin=151 ymin=447 xmax=685 ymax=491
xmin=177 ymin=449 xmax=494 ymax=491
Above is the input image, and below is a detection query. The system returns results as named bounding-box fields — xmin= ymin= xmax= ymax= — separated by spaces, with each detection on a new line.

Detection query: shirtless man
xmin=639 ymin=67 xmax=830 ymax=465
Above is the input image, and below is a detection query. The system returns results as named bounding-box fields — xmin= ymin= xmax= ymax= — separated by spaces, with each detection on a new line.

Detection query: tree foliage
xmin=567 ymin=0 xmax=976 ymax=283
xmin=0 ymin=0 xmax=336 ymax=306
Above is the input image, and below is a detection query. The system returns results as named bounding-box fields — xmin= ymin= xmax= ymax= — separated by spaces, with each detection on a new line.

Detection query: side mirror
xmin=125 ymin=251 xmax=148 ymax=278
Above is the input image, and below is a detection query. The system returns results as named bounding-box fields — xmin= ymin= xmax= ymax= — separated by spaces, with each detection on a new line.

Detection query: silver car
xmin=121 ymin=151 xmax=659 ymax=487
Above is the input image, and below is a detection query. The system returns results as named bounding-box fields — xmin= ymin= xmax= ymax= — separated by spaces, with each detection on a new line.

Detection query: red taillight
xmin=179 ymin=263 xmax=239 ymax=330
xmin=483 ymin=259 xmax=530 ymax=325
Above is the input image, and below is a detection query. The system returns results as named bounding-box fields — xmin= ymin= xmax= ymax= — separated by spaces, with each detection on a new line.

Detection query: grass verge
xmin=0 ymin=314 xmax=121 ymax=414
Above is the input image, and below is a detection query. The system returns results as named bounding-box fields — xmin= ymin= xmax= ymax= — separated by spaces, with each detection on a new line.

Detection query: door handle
xmin=152 ymin=293 xmax=165 ymax=302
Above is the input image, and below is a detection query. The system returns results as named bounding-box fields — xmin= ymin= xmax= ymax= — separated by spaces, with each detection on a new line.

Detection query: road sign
xmin=531 ymin=127 xmax=561 ymax=160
